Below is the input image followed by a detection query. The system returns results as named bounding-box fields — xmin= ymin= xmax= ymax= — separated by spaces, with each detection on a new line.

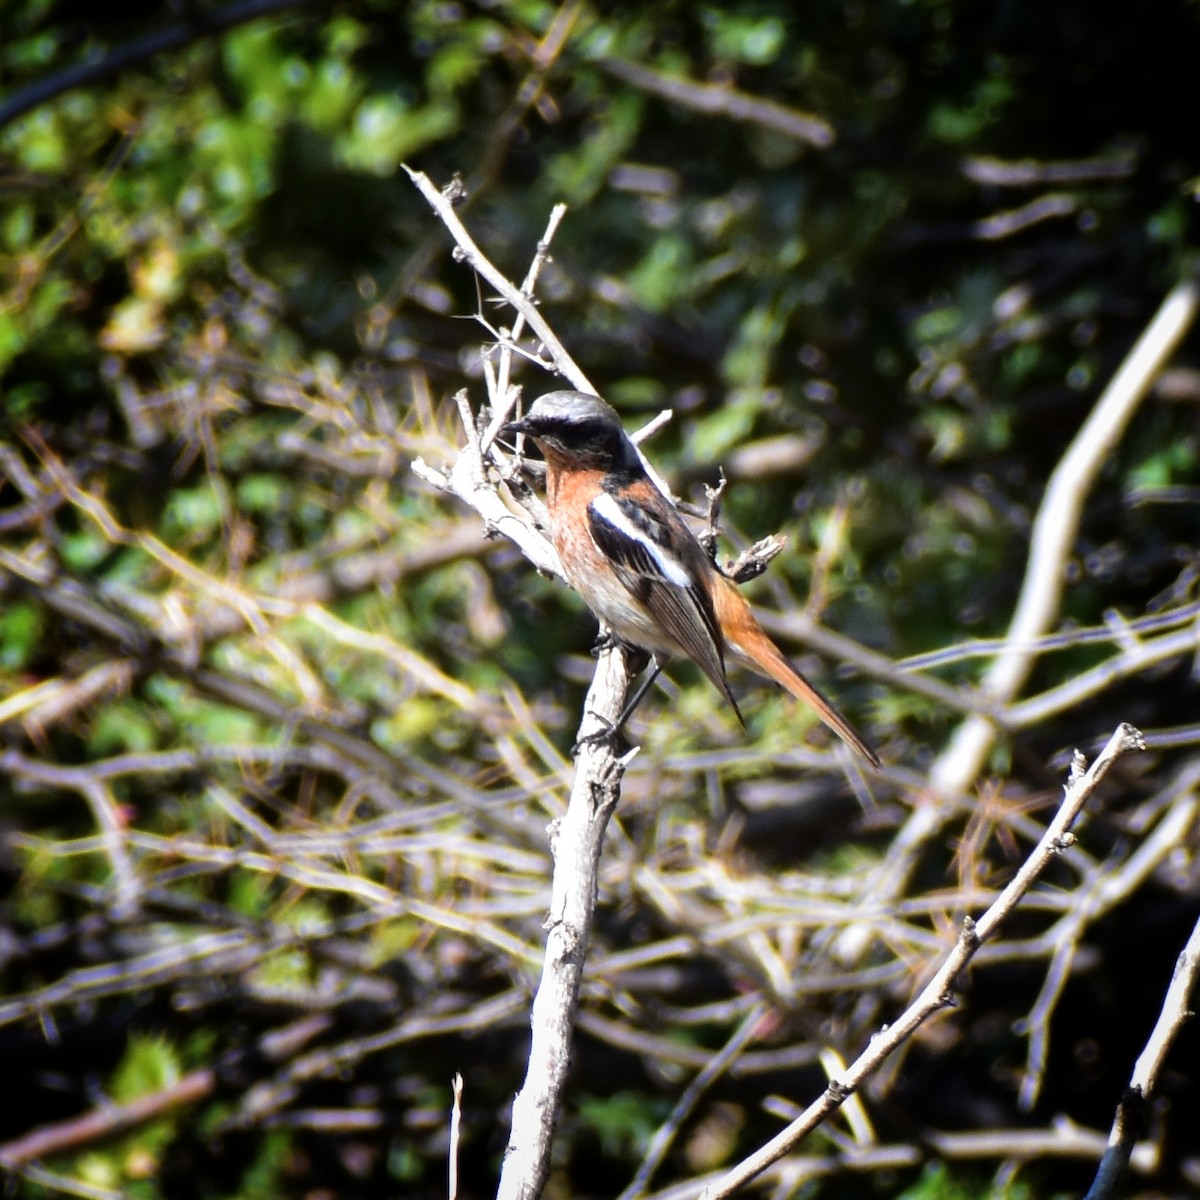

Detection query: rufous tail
xmin=715 ymin=583 xmax=880 ymax=767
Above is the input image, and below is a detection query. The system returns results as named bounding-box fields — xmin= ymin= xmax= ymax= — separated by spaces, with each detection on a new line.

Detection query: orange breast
xmin=542 ymin=461 xmax=678 ymax=656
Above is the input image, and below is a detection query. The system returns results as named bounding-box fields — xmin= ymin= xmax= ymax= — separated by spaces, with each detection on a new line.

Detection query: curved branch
xmin=1083 ymin=909 xmax=1200 ymax=1200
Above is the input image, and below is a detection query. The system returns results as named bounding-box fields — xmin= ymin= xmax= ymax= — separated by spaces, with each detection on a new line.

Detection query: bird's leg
xmin=589 ymin=628 xmax=652 ymax=671
xmin=610 ymin=655 xmax=663 ymax=730
xmin=573 ymin=653 xmax=663 ymax=754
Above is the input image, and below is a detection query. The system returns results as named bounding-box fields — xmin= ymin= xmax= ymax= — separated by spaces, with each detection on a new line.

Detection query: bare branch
xmin=2 ymin=754 xmax=141 ymax=916
xmin=0 ymin=1015 xmax=330 ymax=1167
xmin=403 ymin=166 xmax=594 ymax=395
xmin=449 ymin=1073 xmax=465 ymax=1200
xmin=0 ymin=0 xmax=321 ymax=132
xmin=619 ymin=1003 xmax=769 ymax=1200
xmin=970 ymin=193 xmax=1077 ymax=240
xmin=598 ymin=58 xmax=836 ymax=148
xmin=933 ymin=279 xmax=1198 ymax=800
xmin=497 ymin=652 xmax=638 ymax=1200
xmin=396 ymin=191 xmax=644 ymax=1200
xmin=961 ymin=149 xmax=1139 ymax=188
xmin=698 ymin=724 xmax=1146 ymax=1200
xmin=485 ymin=201 xmax=570 ymax=445
xmin=1016 ymin=789 xmax=1199 ymax=1109
xmin=833 ymin=278 xmax=1199 ymax=965
xmin=413 ymin=389 xmax=563 ymax=581
xmin=1084 ymin=911 xmax=1200 ymax=1200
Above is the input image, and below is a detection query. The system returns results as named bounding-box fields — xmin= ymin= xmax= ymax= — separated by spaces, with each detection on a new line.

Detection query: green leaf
xmin=112 ymin=1033 xmax=182 ymax=1104
xmin=578 ymin=1092 xmax=667 ymax=1158
xmin=687 ymin=392 xmax=759 ymax=463
xmin=162 ymin=483 xmax=225 ymax=543
xmin=88 ymin=701 xmax=160 ymax=756
xmin=702 ymin=8 xmax=786 ymax=65
xmin=0 ymin=601 xmax=43 ymax=669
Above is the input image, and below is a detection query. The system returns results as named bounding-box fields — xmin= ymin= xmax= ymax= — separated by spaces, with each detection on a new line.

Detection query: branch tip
xmin=1117 ymin=722 xmax=1147 ymax=753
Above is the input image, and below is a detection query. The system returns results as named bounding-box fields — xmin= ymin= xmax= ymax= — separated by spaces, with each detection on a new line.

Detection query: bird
xmin=502 ymin=390 xmax=880 ymax=767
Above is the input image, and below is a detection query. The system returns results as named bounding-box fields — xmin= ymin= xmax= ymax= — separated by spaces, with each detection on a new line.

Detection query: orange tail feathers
xmin=714 ymin=581 xmax=880 ymax=768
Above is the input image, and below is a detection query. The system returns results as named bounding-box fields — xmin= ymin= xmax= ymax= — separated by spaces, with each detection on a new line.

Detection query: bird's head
xmin=503 ymin=390 xmax=640 ymax=473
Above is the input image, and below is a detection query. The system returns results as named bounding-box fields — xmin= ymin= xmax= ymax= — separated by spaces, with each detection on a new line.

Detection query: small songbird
xmin=503 ymin=391 xmax=879 ymax=767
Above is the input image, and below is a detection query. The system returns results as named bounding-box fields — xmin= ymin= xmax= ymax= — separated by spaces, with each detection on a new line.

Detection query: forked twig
xmin=404 ymin=166 xmax=592 ymax=396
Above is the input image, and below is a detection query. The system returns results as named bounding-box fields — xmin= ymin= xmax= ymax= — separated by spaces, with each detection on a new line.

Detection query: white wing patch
xmin=589 ymin=491 xmax=691 ymax=589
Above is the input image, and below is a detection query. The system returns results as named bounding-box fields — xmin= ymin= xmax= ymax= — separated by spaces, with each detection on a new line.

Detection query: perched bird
xmin=503 ymin=390 xmax=879 ymax=767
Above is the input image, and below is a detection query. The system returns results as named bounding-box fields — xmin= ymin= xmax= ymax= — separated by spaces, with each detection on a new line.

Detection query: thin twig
xmin=449 ymin=1072 xmax=465 ymax=1200
xmin=1005 ymin=623 xmax=1200 ymax=728
xmin=598 ymin=58 xmax=835 ymax=148
xmin=0 ymin=0 xmax=320 ymax=131
xmin=0 ymin=1014 xmax=333 ymax=1167
xmin=644 ymin=1113 xmax=1160 ymax=1200
xmin=961 ymin=150 xmax=1138 ymax=188
xmin=403 ymin=166 xmax=593 ymax=394
xmin=2 ymin=1163 xmax=125 ymax=1200
xmin=0 ymin=1070 xmax=215 ymax=1168
xmin=619 ymin=1002 xmax=769 ymax=1200
xmin=484 ymin=202 xmax=570 ymax=445
xmin=4 ymin=752 xmax=141 ymax=915
xmin=1016 ymin=793 xmax=1199 ymax=1110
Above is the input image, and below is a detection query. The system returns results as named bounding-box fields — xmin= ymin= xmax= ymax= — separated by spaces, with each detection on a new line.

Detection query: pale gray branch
xmin=932 ymin=279 xmax=1198 ymax=801
xmin=449 ymin=1072 xmax=464 ymax=1200
xmin=1006 ymin=623 xmax=1200 ymax=728
xmin=1016 ymin=791 xmax=1199 ymax=1109
xmin=400 ymin=178 xmax=639 ymax=1200
xmin=403 ymin=165 xmax=593 ymax=395
xmin=698 ymin=724 xmax=1146 ymax=1200
xmin=497 ymin=653 xmax=637 ymax=1200
xmin=598 ymin=58 xmax=836 ymax=148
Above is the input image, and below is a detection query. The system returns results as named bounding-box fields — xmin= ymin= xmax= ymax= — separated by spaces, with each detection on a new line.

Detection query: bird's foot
xmin=571 ymin=711 xmax=630 ymax=757
xmin=590 ymin=629 xmax=619 ymax=657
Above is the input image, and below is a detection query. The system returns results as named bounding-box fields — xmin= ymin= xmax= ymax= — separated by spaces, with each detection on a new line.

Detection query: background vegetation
xmin=1 ymin=1 xmax=1198 ymax=1198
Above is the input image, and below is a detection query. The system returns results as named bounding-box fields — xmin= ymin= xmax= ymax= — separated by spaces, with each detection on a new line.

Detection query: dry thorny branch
xmin=2 ymin=168 xmax=1199 ymax=1200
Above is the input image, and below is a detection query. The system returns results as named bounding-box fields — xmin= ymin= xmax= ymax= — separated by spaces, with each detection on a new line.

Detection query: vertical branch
xmin=489 ymin=201 xmax=570 ymax=431
xmin=449 ymin=1073 xmax=464 ymax=1200
xmin=497 ymin=651 xmax=638 ymax=1200
xmin=403 ymin=166 xmax=593 ymax=396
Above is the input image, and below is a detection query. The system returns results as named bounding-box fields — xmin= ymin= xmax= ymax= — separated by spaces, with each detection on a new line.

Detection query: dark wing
xmin=587 ymin=490 xmax=744 ymax=725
